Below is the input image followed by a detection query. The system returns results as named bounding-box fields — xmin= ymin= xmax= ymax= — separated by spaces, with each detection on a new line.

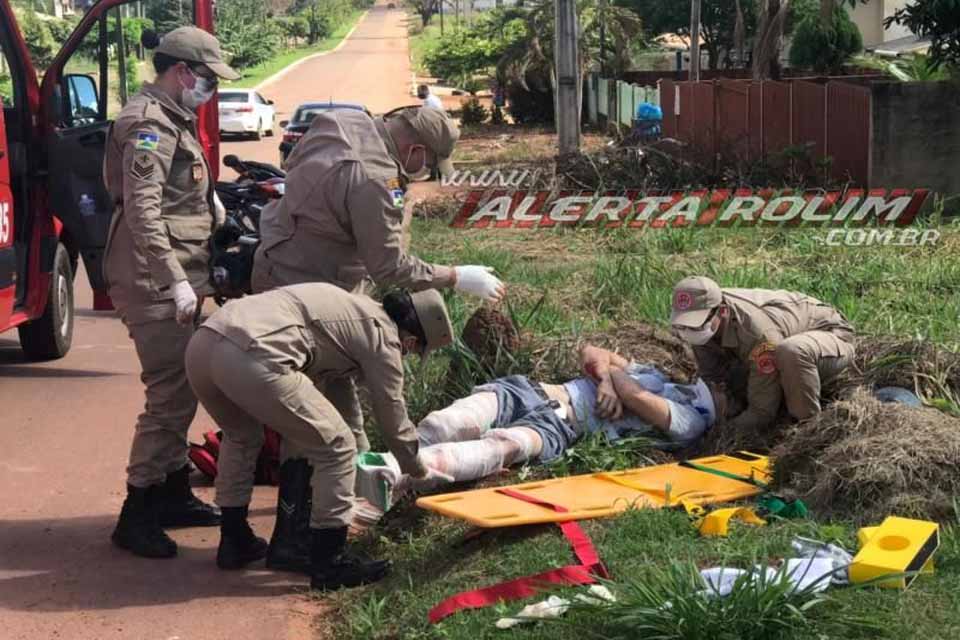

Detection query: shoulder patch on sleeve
xmin=386 ymin=178 xmax=404 ymax=208
xmin=134 ymin=131 xmax=160 ymax=151
xmin=750 ymin=341 xmax=778 ymax=375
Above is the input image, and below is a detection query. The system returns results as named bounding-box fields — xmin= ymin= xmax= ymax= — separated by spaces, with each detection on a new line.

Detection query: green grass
xmin=222 ymin=10 xmax=365 ymax=89
xmin=339 ymin=190 xmax=960 ymax=638
xmin=407 ymin=12 xmax=466 ymax=76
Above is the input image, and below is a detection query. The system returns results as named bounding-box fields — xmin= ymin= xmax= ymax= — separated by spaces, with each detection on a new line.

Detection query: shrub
xmin=789 ymin=7 xmax=863 ymax=73
xmin=459 ymin=96 xmax=488 ymax=126
xmin=506 ymin=81 xmax=554 ymax=125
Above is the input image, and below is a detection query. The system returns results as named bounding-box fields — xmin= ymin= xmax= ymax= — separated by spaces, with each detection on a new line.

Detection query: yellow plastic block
xmin=850 ymin=516 xmax=939 ymax=588
xmin=698 ymin=507 xmax=767 ymax=537
xmin=857 ymin=523 xmax=935 ymax=576
xmin=416 ymin=452 xmax=771 ymax=528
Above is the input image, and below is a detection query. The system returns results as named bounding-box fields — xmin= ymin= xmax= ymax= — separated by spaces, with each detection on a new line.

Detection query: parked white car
xmin=218 ymin=90 xmax=276 ymax=140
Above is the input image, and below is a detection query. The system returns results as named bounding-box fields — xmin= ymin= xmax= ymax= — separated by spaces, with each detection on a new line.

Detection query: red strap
xmin=428 ymin=488 xmax=609 ymax=624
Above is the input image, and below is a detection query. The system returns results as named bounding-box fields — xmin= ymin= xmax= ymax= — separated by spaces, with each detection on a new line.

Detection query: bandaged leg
xmin=410 ymin=427 xmax=543 ymax=491
xmin=417 ymin=391 xmax=499 ymax=446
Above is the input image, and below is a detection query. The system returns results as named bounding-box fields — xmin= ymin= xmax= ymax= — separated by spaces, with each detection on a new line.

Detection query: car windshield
xmin=219 ymin=93 xmax=249 ymax=103
xmin=293 ymin=107 xmax=332 ymax=123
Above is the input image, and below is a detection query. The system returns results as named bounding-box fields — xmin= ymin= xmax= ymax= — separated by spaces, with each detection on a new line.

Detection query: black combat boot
xmin=309 ymin=526 xmax=390 ymax=591
xmin=216 ymin=505 xmax=269 ymax=570
xmin=112 ymin=484 xmax=178 ymax=558
xmin=266 ymin=459 xmax=313 ymax=573
xmin=158 ymin=464 xmax=221 ymax=528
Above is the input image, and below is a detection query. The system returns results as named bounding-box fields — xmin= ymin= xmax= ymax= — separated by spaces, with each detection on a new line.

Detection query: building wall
xmin=849 ymin=1 xmax=884 ymax=46
xmin=871 ymin=81 xmax=960 ymax=200
xmin=848 ymin=0 xmax=914 ymax=47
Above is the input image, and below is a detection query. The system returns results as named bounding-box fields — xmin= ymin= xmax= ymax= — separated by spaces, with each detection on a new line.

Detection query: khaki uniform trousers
xmin=250 ymin=259 xmax=370 ymax=459
xmin=775 ymin=330 xmax=856 ymax=420
xmin=185 ymin=328 xmax=358 ymax=528
xmin=125 ymin=315 xmax=199 ymax=488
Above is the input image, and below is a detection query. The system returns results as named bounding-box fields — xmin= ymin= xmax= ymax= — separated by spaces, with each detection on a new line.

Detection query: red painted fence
xmin=659 ymin=78 xmax=873 ymax=186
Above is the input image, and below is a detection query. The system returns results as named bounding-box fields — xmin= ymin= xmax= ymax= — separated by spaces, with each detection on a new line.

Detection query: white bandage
xmin=417 ymin=392 xmax=499 ymax=446
xmin=411 ymin=427 xmax=543 ymax=490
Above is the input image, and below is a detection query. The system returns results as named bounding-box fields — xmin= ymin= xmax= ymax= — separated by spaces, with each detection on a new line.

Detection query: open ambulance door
xmin=40 ymin=0 xmax=218 ymax=309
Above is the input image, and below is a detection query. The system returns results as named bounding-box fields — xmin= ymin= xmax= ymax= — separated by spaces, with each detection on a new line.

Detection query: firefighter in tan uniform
xmin=102 ymin=27 xmax=240 ymax=559
xmin=251 ymin=106 xmax=506 ymax=571
xmin=184 ymin=283 xmax=452 ymax=588
xmin=669 ymin=276 xmax=855 ymax=430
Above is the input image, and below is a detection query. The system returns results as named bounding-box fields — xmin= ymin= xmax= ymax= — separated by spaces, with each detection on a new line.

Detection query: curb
xmin=253 ymin=12 xmax=368 ymax=91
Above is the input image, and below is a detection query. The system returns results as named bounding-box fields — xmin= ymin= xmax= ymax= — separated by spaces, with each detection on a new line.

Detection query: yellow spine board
xmin=416 ymin=452 xmax=771 ymax=528
xmin=850 ymin=516 xmax=939 ymax=588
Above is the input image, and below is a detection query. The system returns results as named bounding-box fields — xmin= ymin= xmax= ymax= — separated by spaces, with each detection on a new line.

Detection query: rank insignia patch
xmin=391 ymin=188 xmax=404 ymax=208
xmin=192 ymin=163 xmax=204 ymax=183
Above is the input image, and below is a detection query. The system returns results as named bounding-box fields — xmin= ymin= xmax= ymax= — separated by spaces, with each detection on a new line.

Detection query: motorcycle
xmin=210 ymin=155 xmax=286 ymax=306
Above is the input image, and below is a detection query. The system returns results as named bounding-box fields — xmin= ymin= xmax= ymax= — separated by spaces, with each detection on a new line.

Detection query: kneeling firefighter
xmin=184 ymin=283 xmax=452 ymax=587
xmin=251 ymin=105 xmax=506 ymax=572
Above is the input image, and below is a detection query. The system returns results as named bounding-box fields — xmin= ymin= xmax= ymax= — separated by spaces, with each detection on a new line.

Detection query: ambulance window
xmin=61 ymin=17 xmax=109 ymax=126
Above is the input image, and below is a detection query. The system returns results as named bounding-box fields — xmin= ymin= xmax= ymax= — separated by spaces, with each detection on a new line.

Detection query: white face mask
xmin=402 ymin=145 xmax=432 ymax=180
xmin=181 ymin=71 xmax=216 ymax=110
xmin=676 ymin=323 xmax=717 ymax=346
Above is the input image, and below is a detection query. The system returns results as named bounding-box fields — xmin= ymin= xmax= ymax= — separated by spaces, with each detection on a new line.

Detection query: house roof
xmin=867 ymin=35 xmax=932 ymax=57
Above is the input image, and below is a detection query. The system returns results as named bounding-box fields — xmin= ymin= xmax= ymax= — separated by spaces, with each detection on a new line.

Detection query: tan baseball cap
xmin=399 ymin=107 xmax=460 ymax=176
xmin=409 ymin=290 xmax=453 ymax=355
xmin=670 ymin=276 xmax=723 ymax=328
xmin=156 ymin=26 xmax=240 ymax=81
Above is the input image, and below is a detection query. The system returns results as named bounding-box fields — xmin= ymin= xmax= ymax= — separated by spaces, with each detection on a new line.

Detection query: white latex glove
xmin=172 ymin=280 xmax=198 ymax=326
xmin=453 ymin=265 xmax=505 ymax=303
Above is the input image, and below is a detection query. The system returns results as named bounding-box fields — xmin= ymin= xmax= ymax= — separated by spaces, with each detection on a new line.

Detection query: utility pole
xmin=598 ymin=0 xmax=605 ymax=77
xmin=555 ymin=0 xmax=580 ymax=154
xmin=439 ymin=0 xmax=444 ymax=35
xmin=689 ymin=0 xmax=702 ymax=82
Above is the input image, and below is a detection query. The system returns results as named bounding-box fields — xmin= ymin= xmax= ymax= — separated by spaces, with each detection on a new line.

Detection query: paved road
xmin=0 ymin=5 xmax=412 ymax=639
xmin=219 ymin=3 xmax=416 ymax=173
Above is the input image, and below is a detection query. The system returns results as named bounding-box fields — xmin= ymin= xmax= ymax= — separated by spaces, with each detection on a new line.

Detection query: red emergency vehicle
xmin=0 ymin=0 xmax=220 ymax=359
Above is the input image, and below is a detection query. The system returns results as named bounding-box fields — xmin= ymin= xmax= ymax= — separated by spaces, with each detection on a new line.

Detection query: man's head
xmin=382 ymin=289 xmax=453 ymax=357
xmin=383 ymin=107 xmax=460 ymax=178
xmin=707 ymin=381 xmax=746 ymax=424
xmin=670 ymin=276 xmax=725 ymax=346
xmin=150 ymin=26 xmax=240 ymax=110
xmin=417 ymin=84 xmax=430 ymax=100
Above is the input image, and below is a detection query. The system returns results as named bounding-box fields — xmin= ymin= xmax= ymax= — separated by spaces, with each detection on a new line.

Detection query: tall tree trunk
xmin=751 ymin=0 xmax=790 ymax=80
xmin=733 ymin=0 xmax=745 ymax=67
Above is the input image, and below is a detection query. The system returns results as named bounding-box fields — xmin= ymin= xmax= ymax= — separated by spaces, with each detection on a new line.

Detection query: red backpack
xmin=189 ymin=426 xmax=282 ymax=486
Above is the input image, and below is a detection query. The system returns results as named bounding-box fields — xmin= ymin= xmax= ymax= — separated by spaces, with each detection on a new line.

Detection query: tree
xmin=217 ymin=0 xmax=281 ymax=69
xmin=789 ymin=3 xmax=861 ymax=72
xmin=406 ymin=0 xmax=439 ymax=27
xmin=145 ymin=0 xmax=191 ymax=35
xmin=19 ymin=8 xmax=57 ymax=70
xmin=618 ymin=0 xmax=757 ymax=70
xmin=886 ymin=0 xmax=960 ymax=75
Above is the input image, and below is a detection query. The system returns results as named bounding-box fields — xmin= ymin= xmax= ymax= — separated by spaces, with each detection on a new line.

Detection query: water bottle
xmin=79 ymin=193 xmax=96 ymax=218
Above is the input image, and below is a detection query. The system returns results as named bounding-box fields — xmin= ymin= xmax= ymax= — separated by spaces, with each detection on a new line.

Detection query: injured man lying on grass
xmin=361 ymin=344 xmax=742 ymax=503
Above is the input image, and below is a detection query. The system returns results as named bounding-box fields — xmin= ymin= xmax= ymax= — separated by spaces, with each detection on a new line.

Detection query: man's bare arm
xmin=579 ymin=343 xmax=630 ymax=419
xmin=579 ymin=344 xmax=630 ymax=381
xmin=609 ymin=370 xmax=672 ymax=432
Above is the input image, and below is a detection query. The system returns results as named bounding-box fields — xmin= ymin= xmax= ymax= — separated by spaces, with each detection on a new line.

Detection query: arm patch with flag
xmin=135 ymin=131 xmax=160 ymax=151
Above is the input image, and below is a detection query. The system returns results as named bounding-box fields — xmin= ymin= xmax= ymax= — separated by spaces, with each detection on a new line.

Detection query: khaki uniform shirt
xmin=255 ymin=109 xmax=435 ymax=292
xmin=693 ymin=288 xmax=854 ymax=430
xmin=103 ymin=83 xmax=218 ymax=324
xmin=201 ymin=283 xmax=424 ymax=475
